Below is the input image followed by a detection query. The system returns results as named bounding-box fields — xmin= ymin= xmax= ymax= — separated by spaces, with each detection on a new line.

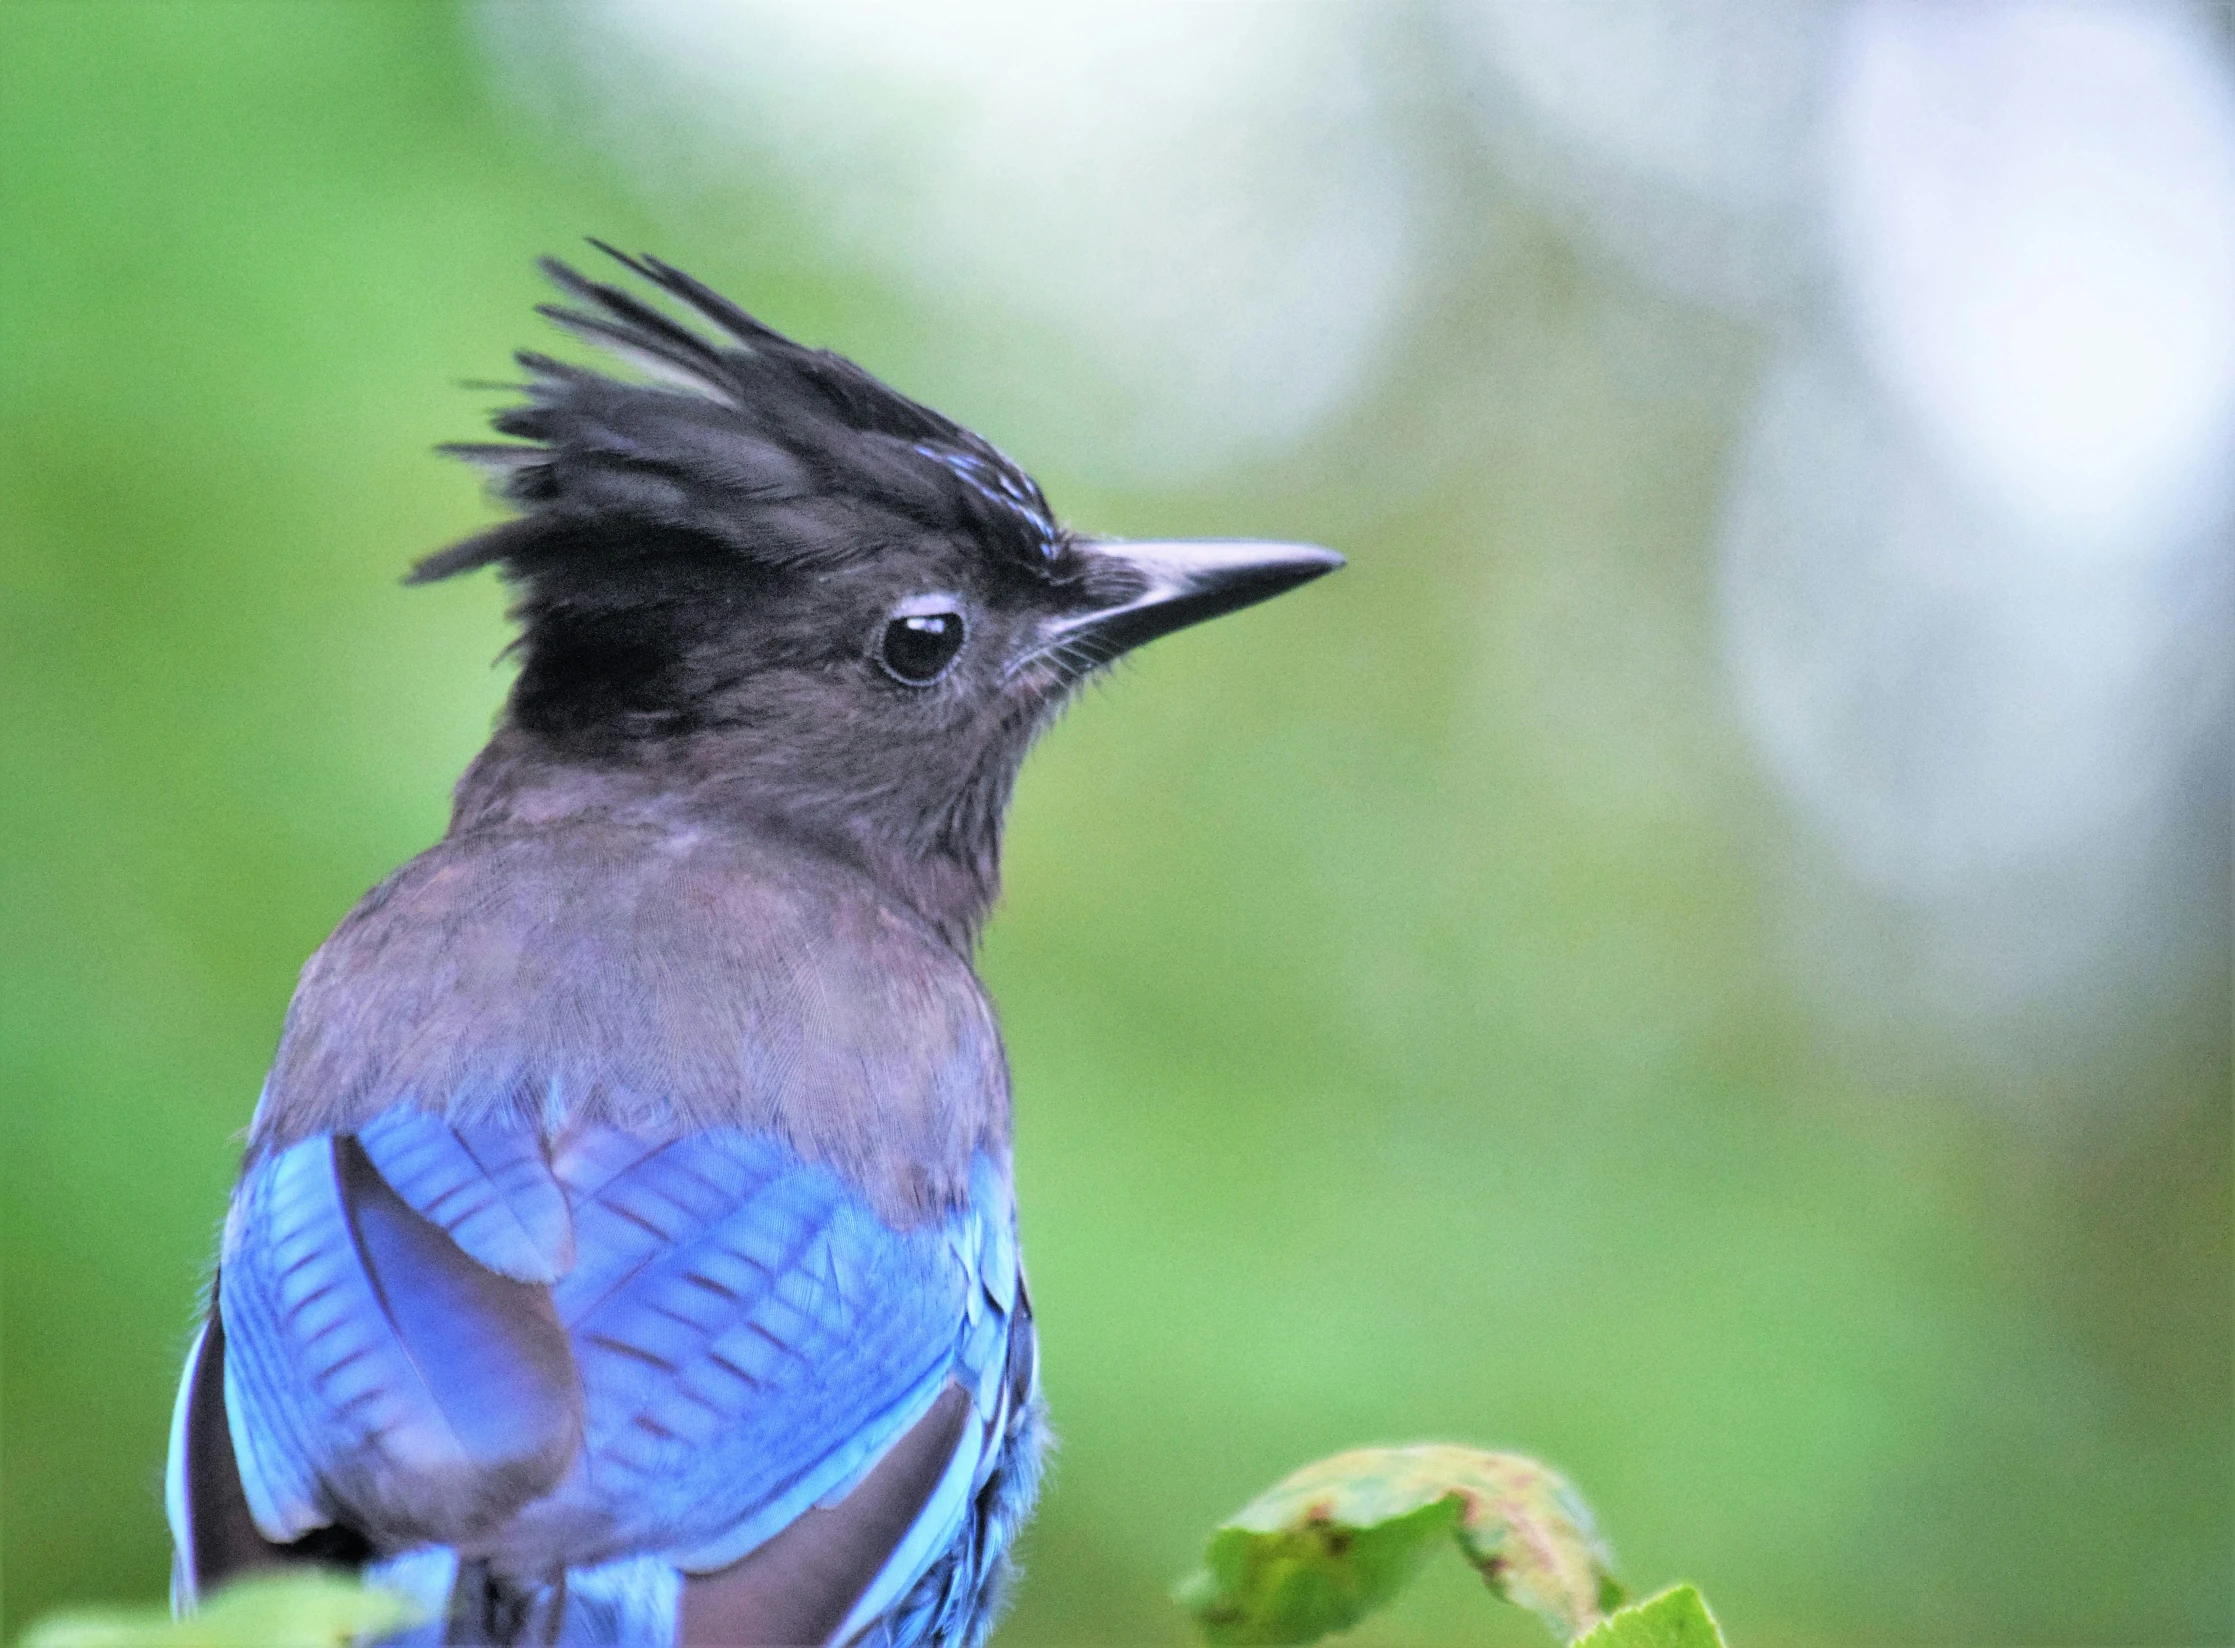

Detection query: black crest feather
xmin=413 ymin=244 xmax=1061 ymax=588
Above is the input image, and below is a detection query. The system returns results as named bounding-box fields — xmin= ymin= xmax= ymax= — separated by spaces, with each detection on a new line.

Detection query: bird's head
xmin=417 ymin=246 xmax=1340 ymax=942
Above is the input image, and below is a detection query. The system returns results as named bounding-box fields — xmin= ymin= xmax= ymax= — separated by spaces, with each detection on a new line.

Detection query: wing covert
xmin=355 ymin=1107 xmax=574 ymax=1283
xmin=516 ymin=1129 xmax=984 ymax=1572
xmin=217 ymin=1131 xmax=581 ymax=1549
xmin=200 ymin=1109 xmax=1031 ymax=1643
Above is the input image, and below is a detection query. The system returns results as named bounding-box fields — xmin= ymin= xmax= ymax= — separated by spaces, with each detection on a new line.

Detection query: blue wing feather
xmin=521 ymin=1130 xmax=976 ymax=1570
xmin=220 ymin=1138 xmax=360 ymax=1540
xmin=355 ymin=1108 xmax=573 ymax=1283
xmin=197 ymin=1113 xmax=1041 ymax=1645
xmin=218 ymin=1133 xmax=579 ymax=1548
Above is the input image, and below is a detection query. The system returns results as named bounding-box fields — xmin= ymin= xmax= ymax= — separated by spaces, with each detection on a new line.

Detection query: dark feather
xmin=587 ymin=240 xmax=790 ymax=352
xmin=417 ymin=244 xmax=1060 ymax=590
xmin=218 ymin=1134 xmax=583 ymax=1551
xmin=678 ymin=1386 xmax=973 ymax=1648
xmin=174 ymin=1292 xmax=375 ymax=1600
xmin=409 ymin=248 xmax=1074 ymax=771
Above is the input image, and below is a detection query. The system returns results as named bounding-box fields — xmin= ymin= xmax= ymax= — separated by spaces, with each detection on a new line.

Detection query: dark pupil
xmin=881 ymin=612 xmax=964 ymax=684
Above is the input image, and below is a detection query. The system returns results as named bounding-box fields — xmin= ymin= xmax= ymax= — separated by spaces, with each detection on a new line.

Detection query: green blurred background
xmin=3 ymin=5 xmax=2228 ymax=1645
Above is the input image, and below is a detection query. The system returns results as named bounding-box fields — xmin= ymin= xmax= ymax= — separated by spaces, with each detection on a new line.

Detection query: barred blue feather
xmin=175 ymin=1109 xmax=1042 ymax=1647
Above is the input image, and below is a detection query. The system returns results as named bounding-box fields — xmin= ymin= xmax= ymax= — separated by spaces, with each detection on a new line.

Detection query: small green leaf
xmin=1572 ymin=1584 xmax=1728 ymax=1648
xmin=1177 ymin=1492 xmax=1463 ymax=1645
xmin=1176 ymin=1444 xmax=1623 ymax=1645
xmin=19 ymin=1572 xmax=422 ymax=1648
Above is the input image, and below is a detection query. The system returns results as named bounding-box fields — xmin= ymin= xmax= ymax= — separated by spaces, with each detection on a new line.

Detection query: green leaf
xmin=1176 ymin=1493 xmax=1463 ymax=1646
xmin=18 ymin=1572 xmax=422 ymax=1648
xmin=1176 ymin=1444 xmax=1623 ymax=1645
xmin=1572 ymin=1584 xmax=1728 ymax=1648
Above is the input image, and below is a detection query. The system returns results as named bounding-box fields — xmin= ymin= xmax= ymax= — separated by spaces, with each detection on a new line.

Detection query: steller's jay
xmin=162 ymin=246 xmax=1339 ymax=1647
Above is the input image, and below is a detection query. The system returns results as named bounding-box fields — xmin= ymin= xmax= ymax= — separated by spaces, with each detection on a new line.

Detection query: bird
xmin=162 ymin=244 xmax=1341 ymax=1648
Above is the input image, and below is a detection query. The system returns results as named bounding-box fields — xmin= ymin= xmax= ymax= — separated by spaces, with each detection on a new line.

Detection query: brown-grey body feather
xmin=255 ymin=734 xmax=1009 ymax=1229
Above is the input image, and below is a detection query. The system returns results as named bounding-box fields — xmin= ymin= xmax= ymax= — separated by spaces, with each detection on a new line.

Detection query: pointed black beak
xmin=1037 ymin=539 xmax=1344 ymax=671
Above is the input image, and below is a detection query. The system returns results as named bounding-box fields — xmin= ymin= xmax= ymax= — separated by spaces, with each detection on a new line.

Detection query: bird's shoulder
xmin=253 ymin=804 xmax=1008 ymax=1223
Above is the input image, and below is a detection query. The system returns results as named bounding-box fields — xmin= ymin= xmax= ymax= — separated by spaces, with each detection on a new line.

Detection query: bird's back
xmin=170 ymin=783 xmax=1045 ymax=1646
xmin=257 ymin=749 xmax=1012 ymax=1216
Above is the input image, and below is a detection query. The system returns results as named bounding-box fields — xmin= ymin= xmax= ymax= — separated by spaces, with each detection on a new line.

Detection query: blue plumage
xmin=167 ymin=246 xmax=1333 ymax=1646
xmin=186 ymin=1113 xmax=1036 ymax=1645
xmin=357 ymin=1110 xmax=574 ymax=1283
xmin=538 ymin=1131 xmax=999 ymax=1568
xmin=217 ymin=1131 xmax=580 ymax=1551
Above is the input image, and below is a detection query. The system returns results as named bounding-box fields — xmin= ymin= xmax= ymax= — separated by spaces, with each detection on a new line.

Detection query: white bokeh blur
xmin=1753 ymin=2 xmax=2232 ymax=1036
xmin=1460 ymin=0 xmax=2233 ymax=1045
xmin=477 ymin=0 xmax=1418 ymax=481
xmin=1829 ymin=2 xmax=2235 ymax=556
xmin=1444 ymin=0 xmax=1842 ymax=315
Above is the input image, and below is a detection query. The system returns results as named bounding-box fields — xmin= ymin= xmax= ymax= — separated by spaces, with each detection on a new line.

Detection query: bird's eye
xmin=878 ymin=610 xmax=966 ymax=686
